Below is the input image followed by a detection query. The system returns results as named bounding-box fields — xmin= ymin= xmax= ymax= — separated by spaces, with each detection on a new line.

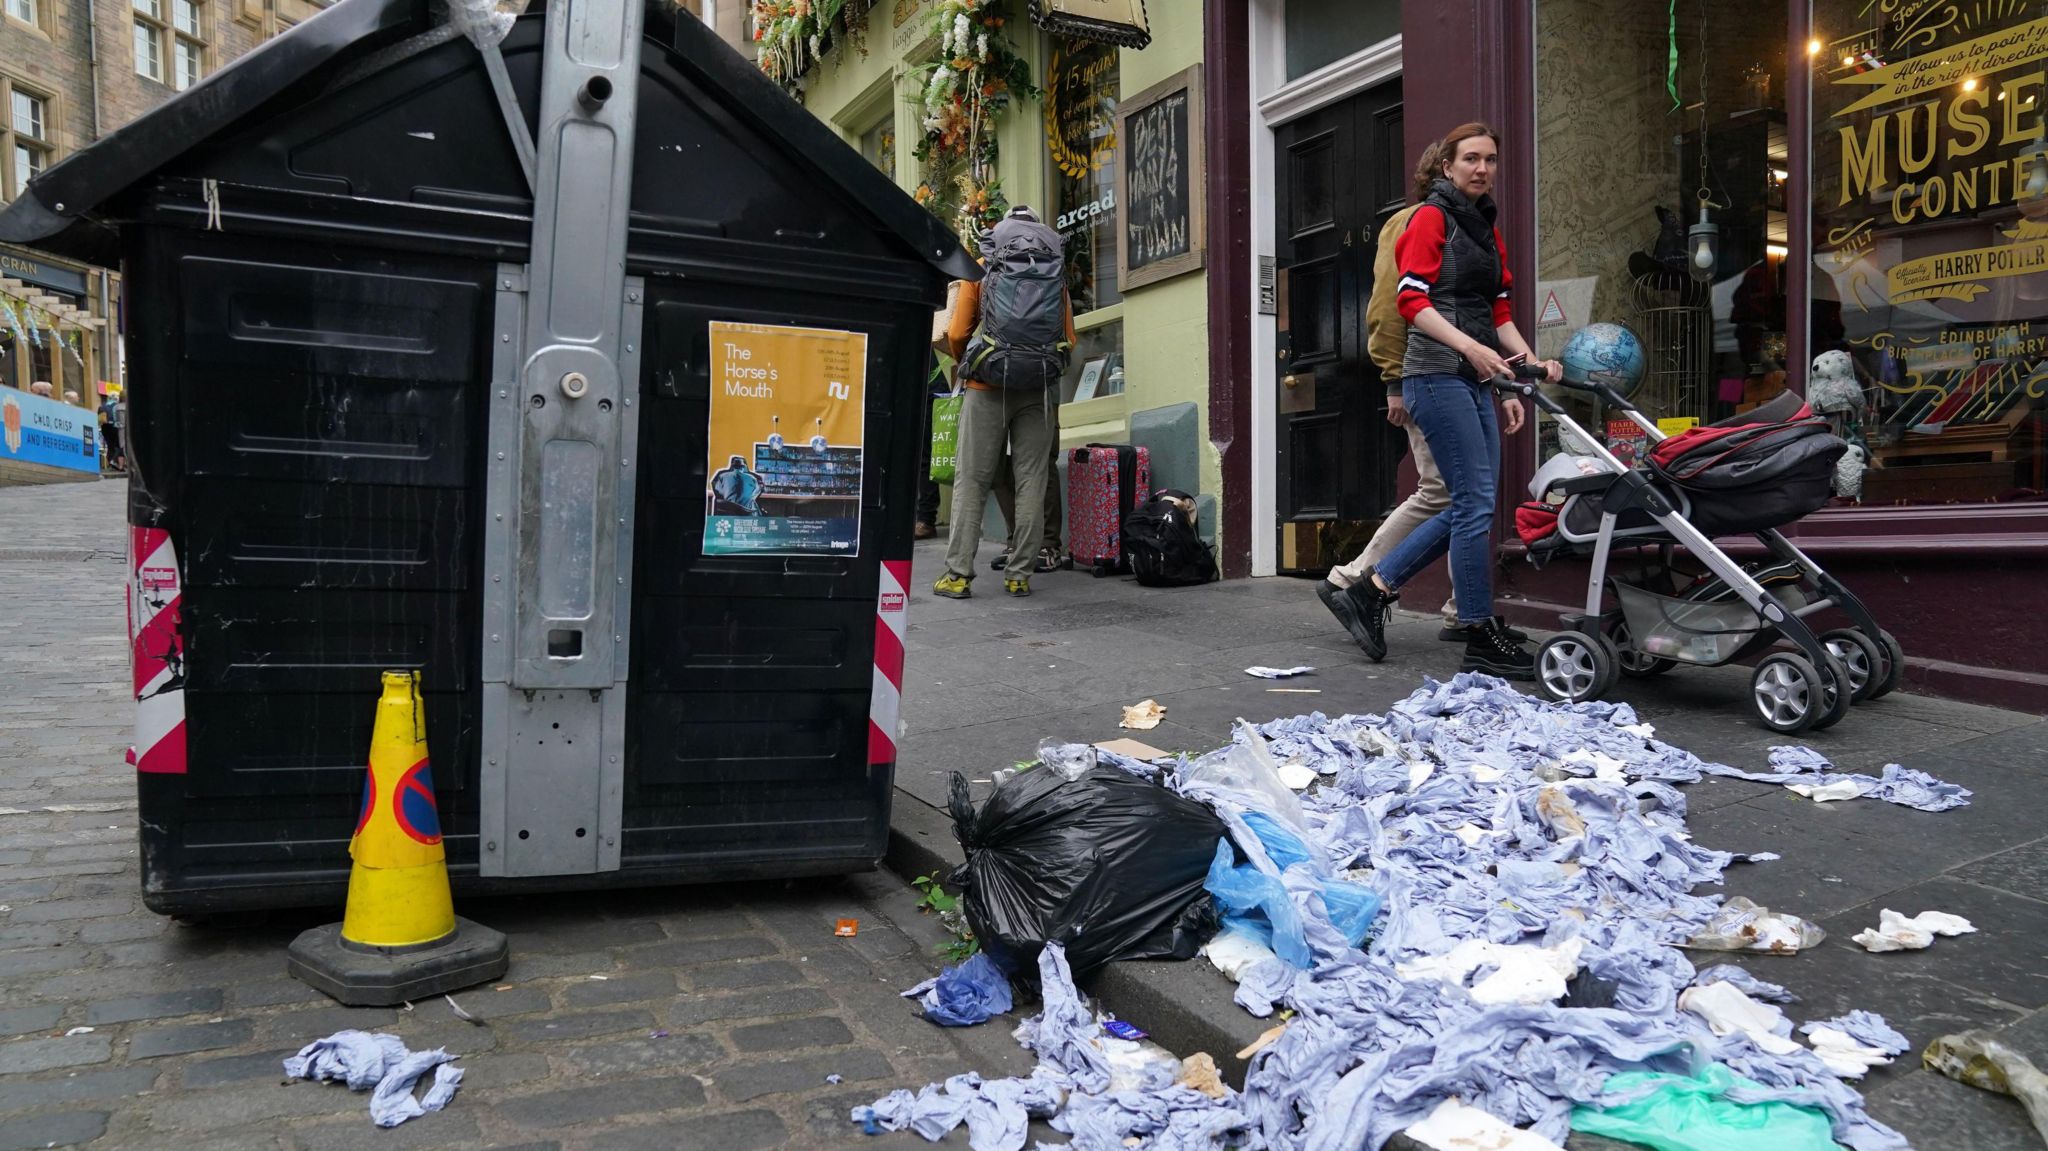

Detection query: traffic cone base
xmin=288 ymin=916 xmax=509 ymax=1007
xmin=288 ymin=670 xmax=507 ymax=1006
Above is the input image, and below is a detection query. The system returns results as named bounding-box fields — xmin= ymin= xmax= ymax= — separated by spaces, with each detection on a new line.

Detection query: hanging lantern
xmin=1687 ymin=191 xmax=1720 ymax=283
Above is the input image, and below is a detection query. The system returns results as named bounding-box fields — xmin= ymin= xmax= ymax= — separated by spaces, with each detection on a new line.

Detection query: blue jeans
xmin=1375 ymin=374 xmax=1500 ymax=625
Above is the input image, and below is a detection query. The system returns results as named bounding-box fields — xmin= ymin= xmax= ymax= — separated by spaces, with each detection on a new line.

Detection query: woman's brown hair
xmin=1434 ymin=122 xmax=1502 ymax=172
xmin=1409 ymin=141 xmax=1445 ymax=202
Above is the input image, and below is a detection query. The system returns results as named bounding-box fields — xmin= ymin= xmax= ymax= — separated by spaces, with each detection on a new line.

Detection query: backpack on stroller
xmin=1499 ymin=370 xmax=1900 ymax=735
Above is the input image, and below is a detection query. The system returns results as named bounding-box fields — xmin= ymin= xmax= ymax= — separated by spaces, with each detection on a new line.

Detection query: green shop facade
xmin=754 ymin=0 xmax=1222 ymax=542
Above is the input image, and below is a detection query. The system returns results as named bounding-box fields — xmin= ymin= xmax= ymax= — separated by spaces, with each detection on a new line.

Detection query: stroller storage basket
xmin=1612 ymin=582 xmax=1764 ymax=665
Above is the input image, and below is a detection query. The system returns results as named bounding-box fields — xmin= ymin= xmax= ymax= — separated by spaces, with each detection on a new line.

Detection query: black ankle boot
xmin=1318 ymin=576 xmax=1393 ymax=662
xmin=1461 ymin=617 xmax=1535 ymax=680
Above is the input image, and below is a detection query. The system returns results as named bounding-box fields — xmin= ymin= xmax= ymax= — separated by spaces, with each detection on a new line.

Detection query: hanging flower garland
xmin=908 ymin=0 xmax=1032 ymax=250
xmin=753 ymin=0 xmax=873 ymax=90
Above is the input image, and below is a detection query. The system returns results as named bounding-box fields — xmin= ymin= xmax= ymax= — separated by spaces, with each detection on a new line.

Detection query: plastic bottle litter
xmin=1036 ymin=741 xmax=1097 ymax=782
xmin=1682 ymin=896 xmax=1826 ymax=953
xmin=1923 ymin=1030 xmax=2048 ymax=1145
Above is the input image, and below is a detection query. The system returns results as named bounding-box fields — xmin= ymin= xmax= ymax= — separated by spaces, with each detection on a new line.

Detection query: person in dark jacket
xmin=1340 ymin=123 xmax=1560 ymax=680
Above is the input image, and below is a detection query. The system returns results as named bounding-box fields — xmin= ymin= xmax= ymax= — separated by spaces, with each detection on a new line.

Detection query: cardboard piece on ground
xmin=1095 ymin=737 xmax=1169 ymax=760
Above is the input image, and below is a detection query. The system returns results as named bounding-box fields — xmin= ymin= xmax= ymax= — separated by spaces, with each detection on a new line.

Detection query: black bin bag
xmin=948 ymin=765 xmax=1226 ymax=981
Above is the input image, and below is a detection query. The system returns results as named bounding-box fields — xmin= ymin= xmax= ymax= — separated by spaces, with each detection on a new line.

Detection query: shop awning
xmin=1029 ymin=0 xmax=1150 ymax=49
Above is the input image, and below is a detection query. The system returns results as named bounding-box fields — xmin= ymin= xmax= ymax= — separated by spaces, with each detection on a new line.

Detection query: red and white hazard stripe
xmin=128 ymin=525 xmax=187 ymax=775
xmin=868 ymin=559 xmax=910 ymax=764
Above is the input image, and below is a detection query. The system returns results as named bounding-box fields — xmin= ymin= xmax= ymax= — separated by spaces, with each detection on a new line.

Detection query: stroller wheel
xmin=1609 ymin=619 xmax=1675 ymax=678
xmin=1867 ymin=629 xmax=1906 ymax=700
xmin=1535 ymin=633 xmax=1615 ymax=704
xmin=1822 ymin=628 xmax=1884 ymax=703
xmin=1751 ymin=652 xmax=1828 ymax=734
xmin=1809 ymin=648 xmax=1854 ymax=731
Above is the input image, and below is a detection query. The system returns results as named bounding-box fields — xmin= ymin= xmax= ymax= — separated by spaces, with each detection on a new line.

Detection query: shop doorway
xmin=1271 ymin=79 xmax=1405 ymax=573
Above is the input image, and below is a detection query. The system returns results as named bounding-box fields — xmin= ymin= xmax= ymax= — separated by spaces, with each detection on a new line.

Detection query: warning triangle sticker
xmin=1538 ymin=290 xmax=1567 ymax=328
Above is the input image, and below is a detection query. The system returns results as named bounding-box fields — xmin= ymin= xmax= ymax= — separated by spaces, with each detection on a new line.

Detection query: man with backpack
xmin=933 ymin=206 xmax=1076 ymax=599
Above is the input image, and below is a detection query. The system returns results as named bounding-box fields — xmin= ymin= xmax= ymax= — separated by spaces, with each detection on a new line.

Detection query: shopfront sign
xmin=1815 ymin=0 xmax=2048 ymax=506
xmin=701 ymin=321 xmax=867 ymax=557
xmin=0 ymin=384 xmax=99 ymax=474
xmin=890 ymin=0 xmax=933 ymax=55
xmin=0 ymin=249 xmax=87 ymax=297
xmin=1117 ymin=64 xmax=1204 ymax=291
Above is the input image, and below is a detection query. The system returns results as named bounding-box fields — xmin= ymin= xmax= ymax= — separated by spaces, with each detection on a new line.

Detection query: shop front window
xmin=1283 ymin=0 xmax=1399 ymax=82
xmin=859 ymin=112 xmax=895 ymax=184
xmin=1533 ymin=0 xmax=1788 ymax=460
xmin=1045 ymin=36 xmax=1119 ymax=314
xmin=1060 ymin=320 xmax=1123 ymax=405
xmin=1811 ymin=1 xmax=2048 ymax=507
xmin=27 ymin=330 xmax=52 ymax=392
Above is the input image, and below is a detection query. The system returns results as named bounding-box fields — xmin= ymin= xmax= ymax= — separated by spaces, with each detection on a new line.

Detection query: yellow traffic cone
xmin=288 ymin=670 xmax=507 ymax=1006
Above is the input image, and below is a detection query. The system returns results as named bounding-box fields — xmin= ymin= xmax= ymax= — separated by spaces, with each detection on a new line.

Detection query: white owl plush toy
xmin=1834 ymin=442 xmax=1867 ymax=500
xmin=1809 ymin=350 xmax=1863 ymax=414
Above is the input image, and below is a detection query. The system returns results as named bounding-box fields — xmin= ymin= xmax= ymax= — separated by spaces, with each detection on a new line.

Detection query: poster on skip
xmin=702 ymin=320 xmax=869 ymax=557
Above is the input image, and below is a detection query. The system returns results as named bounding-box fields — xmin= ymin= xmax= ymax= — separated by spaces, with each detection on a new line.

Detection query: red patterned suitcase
xmin=1067 ymin=444 xmax=1152 ymax=574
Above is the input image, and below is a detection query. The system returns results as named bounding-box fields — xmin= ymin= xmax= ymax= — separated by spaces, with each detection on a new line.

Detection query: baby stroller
xmin=1500 ymin=367 xmax=1903 ymax=734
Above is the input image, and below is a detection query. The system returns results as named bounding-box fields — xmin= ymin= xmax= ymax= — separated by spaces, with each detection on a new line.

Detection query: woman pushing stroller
xmin=1337 ymin=122 xmax=1560 ymax=681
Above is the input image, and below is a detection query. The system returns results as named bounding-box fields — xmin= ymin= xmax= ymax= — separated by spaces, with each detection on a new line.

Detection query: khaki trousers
xmin=1326 ymin=419 xmax=1460 ymax=624
xmin=943 ymin=386 xmax=1053 ymax=585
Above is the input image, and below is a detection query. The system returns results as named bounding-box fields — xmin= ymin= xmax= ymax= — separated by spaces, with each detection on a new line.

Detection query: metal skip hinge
xmin=479 ymin=0 xmax=646 ymax=878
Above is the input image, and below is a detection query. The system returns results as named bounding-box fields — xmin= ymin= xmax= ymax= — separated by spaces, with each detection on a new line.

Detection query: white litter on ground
xmin=1852 ymin=909 xmax=1977 ymax=952
xmin=1403 ymin=1098 xmax=1567 ymax=1151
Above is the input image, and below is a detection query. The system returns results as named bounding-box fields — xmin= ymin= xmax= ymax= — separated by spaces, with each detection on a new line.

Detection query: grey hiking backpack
xmin=960 ymin=215 xmax=1070 ymax=390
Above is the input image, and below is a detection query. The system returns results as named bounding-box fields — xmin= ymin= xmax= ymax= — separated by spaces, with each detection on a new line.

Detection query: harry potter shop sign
xmin=1816 ymin=0 xmax=2048 ymax=451
xmin=1827 ymin=10 xmax=2048 ymax=303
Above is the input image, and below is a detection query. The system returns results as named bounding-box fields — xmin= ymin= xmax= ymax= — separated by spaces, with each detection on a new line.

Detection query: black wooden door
xmin=1273 ymin=80 xmax=1405 ymax=571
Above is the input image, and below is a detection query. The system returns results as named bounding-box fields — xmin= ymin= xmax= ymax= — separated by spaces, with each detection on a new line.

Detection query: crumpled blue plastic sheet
xmin=1693 ymin=964 xmax=1798 ymax=1003
xmin=1801 ymin=1011 xmax=1910 ymax=1055
xmin=1204 ymin=812 xmax=1382 ymax=970
xmin=856 ymin=943 xmax=1249 ymax=1151
xmin=1701 ymin=746 xmax=1971 ymax=812
xmin=282 ymin=1030 xmax=463 ymax=1128
xmin=1171 ymin=674 xmax=1918 ymax=1151
xmin=903 ymin=951 xmax=1015 ymax=1027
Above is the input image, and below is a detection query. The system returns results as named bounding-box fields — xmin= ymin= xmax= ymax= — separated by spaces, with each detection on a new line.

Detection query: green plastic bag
xmin=930 ymin=390 xmax=963 ymax=485
xmin=1569 ymin=1064 xmax=1840 ymax=1151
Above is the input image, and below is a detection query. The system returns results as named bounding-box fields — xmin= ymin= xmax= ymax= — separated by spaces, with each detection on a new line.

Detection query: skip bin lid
xmin=0 ymin=0 xmax=981 ymax=285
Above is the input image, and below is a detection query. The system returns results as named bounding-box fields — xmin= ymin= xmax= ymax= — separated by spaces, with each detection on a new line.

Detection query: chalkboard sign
xmin=1117 ymin=65 xmax=1205 ymax=290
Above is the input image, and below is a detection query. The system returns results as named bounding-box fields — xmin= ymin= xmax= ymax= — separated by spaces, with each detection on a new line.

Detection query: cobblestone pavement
xmin=0 ymin=478 xmax=1030 ymax=1151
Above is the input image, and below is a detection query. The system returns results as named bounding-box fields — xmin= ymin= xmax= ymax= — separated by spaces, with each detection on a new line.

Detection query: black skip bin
xmin=0 ymin=0 xmax=976 ymax=913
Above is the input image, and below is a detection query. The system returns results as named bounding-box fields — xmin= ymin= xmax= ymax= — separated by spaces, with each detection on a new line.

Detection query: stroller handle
xmin=1487 ymin=363 xmax=1565 ymax=415
xmin=1489 ymin=367 xmax=1659 ymax=435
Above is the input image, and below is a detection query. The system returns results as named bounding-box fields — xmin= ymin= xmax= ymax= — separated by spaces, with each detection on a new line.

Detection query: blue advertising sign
xmin=0 ymin=386 xmax=100 ymax=474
